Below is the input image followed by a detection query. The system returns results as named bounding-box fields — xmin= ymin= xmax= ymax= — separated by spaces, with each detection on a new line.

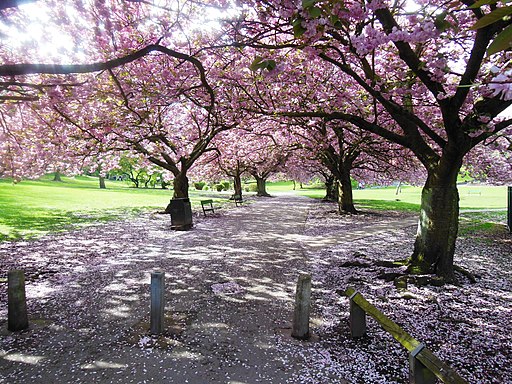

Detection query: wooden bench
xmin=233 ymin=195 xmax=243 ymax=207
xmin=200 ymin=199 xmax=215 ymax=216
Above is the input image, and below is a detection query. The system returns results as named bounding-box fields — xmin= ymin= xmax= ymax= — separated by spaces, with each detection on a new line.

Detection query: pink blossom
xmin=488 ymin=71 xmax=512 ymax=100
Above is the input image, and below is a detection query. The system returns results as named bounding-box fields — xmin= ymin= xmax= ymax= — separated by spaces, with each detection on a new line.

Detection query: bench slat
xmin=200 ymin=200 xmax=215 ymax=216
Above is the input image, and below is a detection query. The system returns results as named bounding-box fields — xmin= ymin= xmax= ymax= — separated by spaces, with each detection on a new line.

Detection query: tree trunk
xmin=53 ymin=171 xmax=62 ymax=182
xmin=324 ymin=176 xmax=338 ymax=201
xmin=233 ymin=174 xmax=243 ymax=198
xmin=395 ymin=181 xmax=402 ymax=195
xmin=337 ymin=170 xmax=357 ymax=214
xmin=173 ymin=172 xmax=189 ymax=198
xmin=127 ymin=174 xmax=139 ymax=188
xmin=99 ymin=176 xmax=106 ymax=189
xmin=292 ymin=180 xmax=296 ymax=190
xmin=409 ymin=157 xmax=463 ymax=281
xmin=255 ymin=175 xmax=271 ymax=197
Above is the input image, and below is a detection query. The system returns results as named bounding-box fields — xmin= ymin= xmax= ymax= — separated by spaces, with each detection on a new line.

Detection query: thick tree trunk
xmin=324 ymin=175 xmax=338 ymax=201
xmin=172 ymin=172 xmax=189 ymax=198
xmin=233 ymin=174 xmax=243 ymax=198
xmin=409 ymin=157 xmax=463 ymax=281
xmin=255 ymin=175 xmax=271 ymax=197
xmin=337 ymin=170 xmax=357 ymax=214
xmin=53 ymin=171 xmax=62 ymax=182
xmin=99 ymin=176 xmax=106 ymax=189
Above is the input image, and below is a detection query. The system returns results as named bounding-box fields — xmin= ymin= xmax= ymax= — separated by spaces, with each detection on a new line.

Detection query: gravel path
xmin=0 ymin=195 xmax=345 ymax=384
xmin=2 ymin=195 xmax=509 ymax=383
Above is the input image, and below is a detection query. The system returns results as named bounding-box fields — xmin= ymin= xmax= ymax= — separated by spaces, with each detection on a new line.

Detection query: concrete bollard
xmin=150 ymin=271 xmax=165 ymax=334
xmin=8 ymin=270 xmax=29 ymax=332
xmin=292 ymin=273 xmax=311 ymax=340
xmin=349 ymin=291 xmax=366 ymax=338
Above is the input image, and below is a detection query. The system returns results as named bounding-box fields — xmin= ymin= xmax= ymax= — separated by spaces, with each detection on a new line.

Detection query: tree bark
xmin=233 ymin=174 xmax=243 ymax=198
xmin=173 ymin=171 xmax=189 ymax=198
xmin=409 ymin=155 xmax=463 ymax=281
xmin=53 ymin=171 xmax=62 ymax=182
xmin=337 ymin=169 xmax=357 ymax=214
xmin=324 ymin=175 xmax=338 ymax=201
xmin=99 ymin=176 xmax=106 ymax=189
xmin=395 ymin=181 xmax=402 ymax=195
xmin=254 ymin=175 xmax=271 ymax=197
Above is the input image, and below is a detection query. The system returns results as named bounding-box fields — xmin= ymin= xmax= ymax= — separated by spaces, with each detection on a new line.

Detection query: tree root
xmin=453 ymin=265 xmax=478 ymax=284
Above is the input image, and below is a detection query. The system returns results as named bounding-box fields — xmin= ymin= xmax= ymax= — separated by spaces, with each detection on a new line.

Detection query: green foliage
xmin=487 ymin=24 xmax=512 ymax=55
xmin=245 ymin=183 xmax=258 ymax=192
xmin=469 ymin=1 xmax=512 ymax=55
xmin=291 ymin=16 xmax=306 ymax=38
xmin=194 ymin=181 xmax=206 ymax=190
xmin=308 ymin=6 xmax=322 ymax=18
xmin=250 ymin=56 xmax=277 ymax=71
xmin=222 ymin=181 xmax=230 ymax=190
xmin=302 ymin=0 xmax=317 ymax=7
xmin=215 ymin=184 xmax=224 ymax=192
xmin=434 ymin=12 xmax=454 ymax=33
xmin=459 ymin=211 xmax=508 ymax=236
xmin=470 ymin=6 xmax=512 ymax=29
xmin=0 ymin=175 xmax=209 ymax=241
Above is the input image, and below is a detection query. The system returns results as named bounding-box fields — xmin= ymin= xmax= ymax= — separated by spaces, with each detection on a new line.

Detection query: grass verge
xmin=1 ymin=177 xmax=509 ymax=241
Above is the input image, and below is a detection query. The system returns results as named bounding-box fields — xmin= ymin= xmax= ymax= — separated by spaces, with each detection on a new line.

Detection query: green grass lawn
xmin=288 ymin=182 xmax=509 ymax=211
xmin=0 ymin=175 xmax=233 ymax=241
xmin=0 ymin=177 xmax=509 ymax=241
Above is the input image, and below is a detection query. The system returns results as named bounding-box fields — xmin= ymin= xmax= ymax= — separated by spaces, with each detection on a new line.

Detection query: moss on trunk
xmin=173 ymin=172 xmax=189 ymax=198
xmin=337 ymin=170 xmax=357 ymax=214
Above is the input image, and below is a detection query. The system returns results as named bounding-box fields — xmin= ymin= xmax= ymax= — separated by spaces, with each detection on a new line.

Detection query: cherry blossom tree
xmin=198 ymin=128 xmax=257 ymax=198
xmin=464 ymin=130 xmax=512 ymax=183
xmin=223 ymin=0 xmax=512 ymax=280
xmin=225 ymin=45 xmax=422 ymax=213
xmin=287 ymin=115 xmax=421 ymax=213
xmin=2 ymin=0 xmax=511 ymax=282
xmin=0 ymin=1 xmax=244 ymax=200
xmin=237 ymin=120 xmax=298 ymax=197
xmin=47 ymin=56 xmax=237 ymax=198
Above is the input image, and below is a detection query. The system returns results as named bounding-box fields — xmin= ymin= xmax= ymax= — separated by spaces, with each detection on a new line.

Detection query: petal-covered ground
xmin=0 ymin=195 xmax=510 ymax=383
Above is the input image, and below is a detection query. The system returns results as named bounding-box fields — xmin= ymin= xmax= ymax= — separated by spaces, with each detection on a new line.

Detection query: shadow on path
xmin=0 ymin=195 xmax=416 ymax=383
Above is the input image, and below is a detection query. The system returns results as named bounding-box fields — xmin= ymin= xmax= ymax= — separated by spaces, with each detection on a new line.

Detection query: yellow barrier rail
xmin=345 ymin=287 xmax=468 ymax=384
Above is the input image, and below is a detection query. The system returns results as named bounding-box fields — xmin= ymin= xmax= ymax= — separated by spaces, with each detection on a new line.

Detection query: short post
xmin=292 ymin=273 xmax=311 ymax=340
xmin=349 ymin=291 xmax=366 ymax=338
xmin=507 ymin=186 xmax=511 ymax=233
xmin=8 ymin=270 xmax=29 ymax=332
xmin=409 ymin=344 xmax=436 ymax=384
xmin=150 ymin=271 xmax=165 ymax=334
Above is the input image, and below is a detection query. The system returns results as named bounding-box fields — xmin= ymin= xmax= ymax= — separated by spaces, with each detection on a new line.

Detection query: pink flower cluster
xmin=488 ymin=70 xmax=512 ymax=100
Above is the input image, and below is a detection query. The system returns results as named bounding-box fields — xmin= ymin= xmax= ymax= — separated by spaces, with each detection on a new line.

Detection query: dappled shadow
xmin=0 ymin=206 xmax=150 ymax=241
xmin=0 ymin=195 xmax=337 ymax=383
xmin=1 ymin=195 xmax=509 ymax=383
